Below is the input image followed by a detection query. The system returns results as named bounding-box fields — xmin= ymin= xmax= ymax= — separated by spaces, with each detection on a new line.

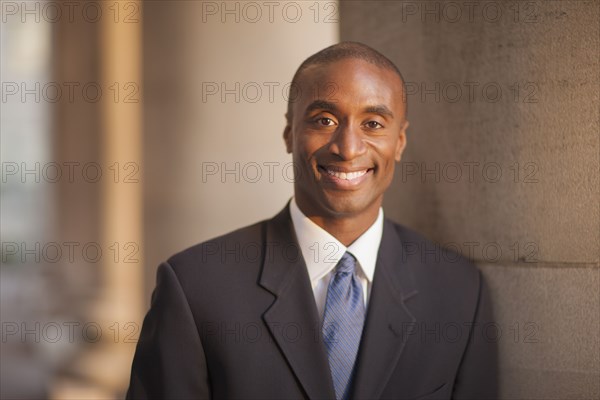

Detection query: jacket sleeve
xmin=452 ymin=271 xmax=499 ymax=400
xmin=126 ymin=261 xmax=211 ymax=399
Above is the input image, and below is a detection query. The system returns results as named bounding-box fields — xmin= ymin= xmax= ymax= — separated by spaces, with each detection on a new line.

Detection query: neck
xmin=297 ymin=204 xmax=380 ymax=247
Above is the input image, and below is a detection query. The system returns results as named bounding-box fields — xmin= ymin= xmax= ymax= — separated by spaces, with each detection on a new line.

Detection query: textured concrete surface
xmin=341 ymin=1 xmax=599 ymax=264
xmin=480 ymin=264 xmax=599 ymax=398
xmin=341 ymin=1 xmax=600 ymax=398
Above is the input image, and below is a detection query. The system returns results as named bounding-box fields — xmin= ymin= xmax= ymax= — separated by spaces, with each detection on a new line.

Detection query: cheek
xmin=379 ymin=158 xmax=396 ymax=180
xmin=371 ymin=147 xmax=399 ymax=186
xmin=292 ymin=141 xmax=319 ymax=174
xmin=372 ymin=141 xmax=399 ymax=169
xmin=297 ymin=135 xmax=328 ymax=160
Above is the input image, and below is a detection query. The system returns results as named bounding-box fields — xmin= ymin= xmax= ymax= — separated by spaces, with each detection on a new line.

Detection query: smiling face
xmin=284 ymin=58 xmax=408 ymax=224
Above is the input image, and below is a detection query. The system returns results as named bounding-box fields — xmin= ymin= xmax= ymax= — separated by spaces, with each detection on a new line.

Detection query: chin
xmin=321 ymin=193 xmax=374 ymax=217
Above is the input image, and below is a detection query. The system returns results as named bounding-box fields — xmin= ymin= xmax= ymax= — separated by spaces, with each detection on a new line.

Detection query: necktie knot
xmin=335 ymin=252 xmax=357 ymax=275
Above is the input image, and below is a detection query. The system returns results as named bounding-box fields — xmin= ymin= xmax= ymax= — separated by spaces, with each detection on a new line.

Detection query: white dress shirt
xmin=289 ymin=198 xmax=384 ymax=320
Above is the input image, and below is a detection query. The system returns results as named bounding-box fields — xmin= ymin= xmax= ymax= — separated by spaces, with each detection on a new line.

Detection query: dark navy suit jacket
xmin=126 ymin=205 xmax=498 ymax=399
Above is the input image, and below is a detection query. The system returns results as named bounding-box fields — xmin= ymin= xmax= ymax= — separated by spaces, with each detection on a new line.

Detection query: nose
xmin=327 ymin=122 xmax=367 ymax=160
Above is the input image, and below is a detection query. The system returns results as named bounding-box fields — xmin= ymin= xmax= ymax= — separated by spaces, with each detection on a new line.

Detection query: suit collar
xmin=259 ymin=205 xmax=336 ymax=400
xmin=351 ymin=218 xmax=420 ymax=400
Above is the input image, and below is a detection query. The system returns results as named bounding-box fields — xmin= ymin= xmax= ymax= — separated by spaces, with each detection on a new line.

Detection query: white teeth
xmin=326 ymin=169 xmax=368 ymax=180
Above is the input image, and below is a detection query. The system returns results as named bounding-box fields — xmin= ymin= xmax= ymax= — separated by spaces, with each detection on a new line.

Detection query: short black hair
xmin=286 ymin=41 xmax=407 ymax=122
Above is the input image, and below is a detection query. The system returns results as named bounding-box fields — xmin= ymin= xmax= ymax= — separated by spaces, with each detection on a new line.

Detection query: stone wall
xmin=340 ymin=1 xmax=599 ymax=398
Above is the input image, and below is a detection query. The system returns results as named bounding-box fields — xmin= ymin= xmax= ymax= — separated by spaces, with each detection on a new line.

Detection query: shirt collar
xmin=289 ymin=197 xmax=383 ymax=285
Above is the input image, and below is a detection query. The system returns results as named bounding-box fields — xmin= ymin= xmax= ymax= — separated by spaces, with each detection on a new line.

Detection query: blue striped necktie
xmin=322 ymin=252 xmax=366 ymax=400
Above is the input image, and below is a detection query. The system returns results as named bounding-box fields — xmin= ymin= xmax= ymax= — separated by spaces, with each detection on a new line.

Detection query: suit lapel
xmin=259 ymin=206 xmax=336 ymax=400
xmin=351 ymin=219 xmax=420 ymax=400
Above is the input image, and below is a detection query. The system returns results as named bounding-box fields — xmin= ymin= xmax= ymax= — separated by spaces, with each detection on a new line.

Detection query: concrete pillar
xmin=51 ymin=1 xmax=144 ymax=397
xmin=142 ymin=0 xmax=339 ymax=298
xmin=340 ymin=1 xmax=599 ymax=398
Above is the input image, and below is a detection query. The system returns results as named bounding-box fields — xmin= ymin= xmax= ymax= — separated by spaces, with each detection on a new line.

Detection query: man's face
xmin=284 ymin=58 xmax=408 ymax=221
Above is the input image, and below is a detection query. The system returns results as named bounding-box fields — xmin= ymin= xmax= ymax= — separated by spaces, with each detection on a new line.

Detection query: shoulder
xmin=385 ymin=219 xmax=481 ymax=298
xmin=167 ymin=219 xmax=267 ymax=267
xmin=159 ymin=219 xmax=270 ymax=292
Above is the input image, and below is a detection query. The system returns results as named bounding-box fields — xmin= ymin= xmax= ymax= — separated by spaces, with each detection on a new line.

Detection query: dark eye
xmin=317 ymin=117 xmax=335 ymax=126
xmin=365 ymin=121 xmax=383 ymax=129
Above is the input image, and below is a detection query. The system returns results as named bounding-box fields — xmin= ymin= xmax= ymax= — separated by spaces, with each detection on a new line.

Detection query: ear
xmin=283 ymin=124 xmax=293 ymax=154
xmin=394 ymin=120 xmax=409 ymax=162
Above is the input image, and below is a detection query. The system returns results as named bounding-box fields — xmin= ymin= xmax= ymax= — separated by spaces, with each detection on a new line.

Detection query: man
xmin=127 ymin=42 xmax=498 ymax=400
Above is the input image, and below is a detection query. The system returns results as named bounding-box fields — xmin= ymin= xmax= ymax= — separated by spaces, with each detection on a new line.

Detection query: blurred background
xmin=1 ymin=1 xmax=598 ymax=399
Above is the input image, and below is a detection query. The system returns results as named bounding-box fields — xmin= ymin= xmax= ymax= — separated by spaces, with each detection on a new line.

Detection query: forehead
xmin=294 ymin=58 xmax=404 ymax=113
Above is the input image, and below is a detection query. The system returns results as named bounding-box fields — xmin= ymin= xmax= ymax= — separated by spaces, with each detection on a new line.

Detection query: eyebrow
xmin=364 ymin=105 xmax=394 ymax=119
xmin=305 ymin=100 xmax=338 ymax=115
xmin=305 ymin=100 xmax=395 ymax=120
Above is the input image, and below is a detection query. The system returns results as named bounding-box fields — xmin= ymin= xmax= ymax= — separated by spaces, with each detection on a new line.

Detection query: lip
xmin=318 ymin=165 xmax=374 ymax=188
